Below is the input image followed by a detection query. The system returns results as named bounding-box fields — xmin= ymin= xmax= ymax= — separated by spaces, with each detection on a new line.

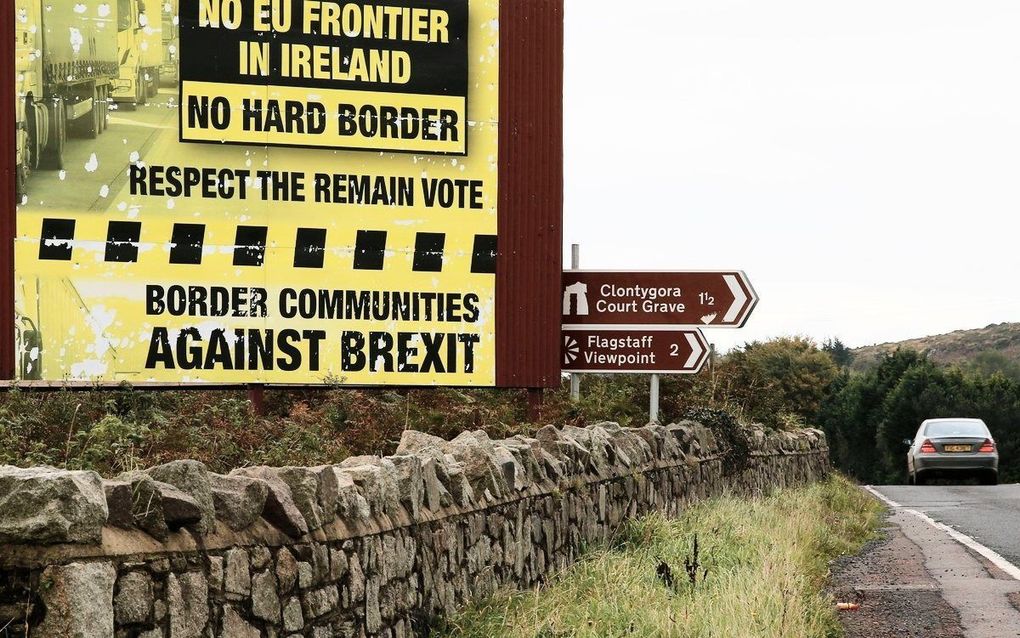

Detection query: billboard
xmin=10 ymin=0 xmax=510 ymax=386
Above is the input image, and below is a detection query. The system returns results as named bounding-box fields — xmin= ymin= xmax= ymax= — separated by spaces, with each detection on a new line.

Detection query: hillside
xmin=851 ymin=322 xmax=1020 ymax=371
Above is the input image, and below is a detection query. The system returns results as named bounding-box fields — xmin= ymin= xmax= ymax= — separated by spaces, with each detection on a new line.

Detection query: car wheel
xmin=915 ymin=471 xmax=927 ymax=486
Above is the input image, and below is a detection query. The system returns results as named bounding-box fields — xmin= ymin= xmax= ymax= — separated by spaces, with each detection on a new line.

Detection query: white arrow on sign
xmin=723 ymin=274 xmax=749 ymax=324
xmin=684 ymin=332 xmax=706 ymax=369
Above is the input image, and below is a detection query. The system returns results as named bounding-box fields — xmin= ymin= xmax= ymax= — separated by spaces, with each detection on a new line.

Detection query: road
xmin=876 ymin=484 xmax=1020 ymax=568
xmin=855 ymin=485 xmax=1020 ymax=637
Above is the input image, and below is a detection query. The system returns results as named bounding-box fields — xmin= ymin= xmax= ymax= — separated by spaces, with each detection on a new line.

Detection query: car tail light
xmin=979 ymin=439 xmax=996 ymax=453
xmin=920 ymin=439 xmax=937 ymax=454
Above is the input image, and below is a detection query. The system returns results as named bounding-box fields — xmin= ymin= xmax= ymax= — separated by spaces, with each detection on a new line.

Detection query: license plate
xmin=945 ymin=445 xmax=972 ymax=453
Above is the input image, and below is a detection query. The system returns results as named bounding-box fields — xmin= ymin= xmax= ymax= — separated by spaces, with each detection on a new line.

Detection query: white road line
xmin=863 ymin=485 xmax=901 ymax=508
xmin=865 ymin=485 xmax=1020 ymax=582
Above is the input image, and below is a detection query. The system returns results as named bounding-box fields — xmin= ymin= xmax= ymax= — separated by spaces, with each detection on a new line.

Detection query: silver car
xmin=906 ymin=418 xmax=999 ymax=485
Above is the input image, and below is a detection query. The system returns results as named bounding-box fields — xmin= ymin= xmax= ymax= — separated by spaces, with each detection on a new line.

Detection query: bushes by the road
xmin=819 ymin=349 xmax=1020 ymax=484
xmin=721 ymin=336 xmax=840 ymax=427
xmin=0 ymin=337 xmax=842 ymax=476
xmin=8 ymin=335 xmax=1016 ymax=486
xmin=436 ymin=475 xmax=882 ymax=638
xmin=0 ymin=385 xmax=536 ymax=475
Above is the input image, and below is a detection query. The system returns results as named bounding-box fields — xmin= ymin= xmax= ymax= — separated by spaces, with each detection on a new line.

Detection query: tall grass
xmin=440 ymin=475 xmax=882 ymax=638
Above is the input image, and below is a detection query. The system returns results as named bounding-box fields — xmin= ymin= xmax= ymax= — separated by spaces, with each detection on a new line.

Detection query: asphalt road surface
xmin=859 ymin=484 xmax=1020 ymax=637
xmin=875 ymin=484 xmax=1020 ymax=568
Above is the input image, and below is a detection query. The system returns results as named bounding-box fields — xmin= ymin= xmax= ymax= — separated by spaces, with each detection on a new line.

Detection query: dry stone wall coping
xmin=0 ymin=422 xmax=829 ymax=638
xmin=0 ymin=423 xmax=826 ymax=563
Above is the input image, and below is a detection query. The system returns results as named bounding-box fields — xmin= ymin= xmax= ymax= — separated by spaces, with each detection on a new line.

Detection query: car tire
xmin=915 ymin=471 xmax=927 ymax=486
xmin=980 ymin=471 xmax=998 ymax=486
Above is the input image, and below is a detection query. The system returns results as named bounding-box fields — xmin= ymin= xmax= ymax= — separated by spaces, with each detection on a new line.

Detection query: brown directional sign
xmin=561 ymin=271 xmax=758 ymax=328
xmin=561 ymin=328 xmax=709 ymax=374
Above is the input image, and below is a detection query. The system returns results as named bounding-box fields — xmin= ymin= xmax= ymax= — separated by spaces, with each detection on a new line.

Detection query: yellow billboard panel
xmin=13 ymin=0 xmax=499 ymax=386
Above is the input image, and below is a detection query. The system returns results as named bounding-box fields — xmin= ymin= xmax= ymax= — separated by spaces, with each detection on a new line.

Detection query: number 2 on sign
xmin=670 ymin=344 xmax=680 ymax=357
xmin=699 ymin=293 xmax=715 ymax=305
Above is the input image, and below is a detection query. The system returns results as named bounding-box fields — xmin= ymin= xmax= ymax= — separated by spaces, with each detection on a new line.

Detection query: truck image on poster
xmin=160 ymin=0 xmax=180 ymax=86
xmin=14 ymin=0 xmax=120 ymax=200
xmin=12 ymin=0 xmax=500 ymax=387
xmin=112 ymin=0 xmax=166 ymax=107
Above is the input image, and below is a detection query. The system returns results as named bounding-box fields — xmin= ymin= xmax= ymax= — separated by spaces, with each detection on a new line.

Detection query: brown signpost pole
xmin=569 ymin=244 xmax=581 ymax=402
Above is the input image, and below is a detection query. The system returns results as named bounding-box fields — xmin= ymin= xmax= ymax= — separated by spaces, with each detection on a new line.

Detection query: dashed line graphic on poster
xmin=36 ymin=218 xmax=497 ymax=274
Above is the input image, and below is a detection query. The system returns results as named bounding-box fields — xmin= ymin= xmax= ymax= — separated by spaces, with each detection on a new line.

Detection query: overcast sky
xmin=562 ymin=1 xmax=1020 ymax=352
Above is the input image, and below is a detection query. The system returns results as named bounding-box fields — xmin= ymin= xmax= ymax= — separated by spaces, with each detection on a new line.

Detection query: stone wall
xmin=0 ymin=421 xmax=829 ymax=637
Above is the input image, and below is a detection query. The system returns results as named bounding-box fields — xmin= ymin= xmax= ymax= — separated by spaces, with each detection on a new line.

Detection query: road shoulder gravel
xmin=832 ymin=488 xmax=1020 ymax=638
xmin=829 ymin=517 xmax=965 ymax=638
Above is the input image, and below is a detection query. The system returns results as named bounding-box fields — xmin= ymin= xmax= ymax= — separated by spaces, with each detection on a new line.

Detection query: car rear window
xmin=924 ymin=421 xmax=988 ymax=437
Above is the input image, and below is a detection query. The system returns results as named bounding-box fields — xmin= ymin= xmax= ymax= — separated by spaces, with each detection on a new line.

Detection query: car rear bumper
xmin=915 ymin=455 xmax=998 ymax=473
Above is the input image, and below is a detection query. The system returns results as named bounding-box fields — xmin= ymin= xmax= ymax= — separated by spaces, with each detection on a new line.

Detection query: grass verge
xmin=438 ymin=475 xmax=882 ymax=638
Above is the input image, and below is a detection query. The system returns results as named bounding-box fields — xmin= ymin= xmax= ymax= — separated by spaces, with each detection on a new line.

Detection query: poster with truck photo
xmin=13 ymin=0 xmax=500 ymax=386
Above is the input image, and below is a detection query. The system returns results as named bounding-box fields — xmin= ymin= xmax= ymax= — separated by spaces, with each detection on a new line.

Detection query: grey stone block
xmin=36 ymin=561 xmax=116 ymax=637
xmin=276 ymin=547 xmax=299 ymax=594
xmin=251 ymin=569 xmax=281 ymax=623
xmin=167 ymin=571 xmax=208 ymax=638
xmin=0 ymin=466 xmax=107 ymax=545
xmin=224 ymin=548 xmax=251 ymax=598
xmin=114 ymin=570 xmax=153 ymax=625
xmin=103 ymin=480 xmax=134 ymax=529
xmin=231 ymin=467 xmax=309 ymax=538
xmin=220 ymin=605 xmax=259 ymax=638
xmin=145 ymin=460 xmax=215 ymax=534
xmin=210 ymin=473 xmax=269 ymax=532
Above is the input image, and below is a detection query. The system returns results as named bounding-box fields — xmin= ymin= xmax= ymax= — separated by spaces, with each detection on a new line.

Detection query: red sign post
xmin=561 ymin=271 xmax=758 ymax=328
xmin=561 ymin=328 xmax=709 ymax=374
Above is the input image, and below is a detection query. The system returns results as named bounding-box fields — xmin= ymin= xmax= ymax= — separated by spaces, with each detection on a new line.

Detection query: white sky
xmin=563 ymin=1 xmax=1020 ymax=352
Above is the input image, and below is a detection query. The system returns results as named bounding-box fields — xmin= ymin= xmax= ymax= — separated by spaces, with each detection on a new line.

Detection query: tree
xmin=818 ymin=347 xmax=1020 ymax=484
xmin=876 ymin=364 xmax=968 ymax=481
xmin=818 ymin=349 xmax=931 ymax=482
xmin=722 ymin=337 xmax=838 ymax=427
xmin=822 ymin=338 xmax=856 ymax=369
xmin=966 ymin=350 xmax=1020 ymax=383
